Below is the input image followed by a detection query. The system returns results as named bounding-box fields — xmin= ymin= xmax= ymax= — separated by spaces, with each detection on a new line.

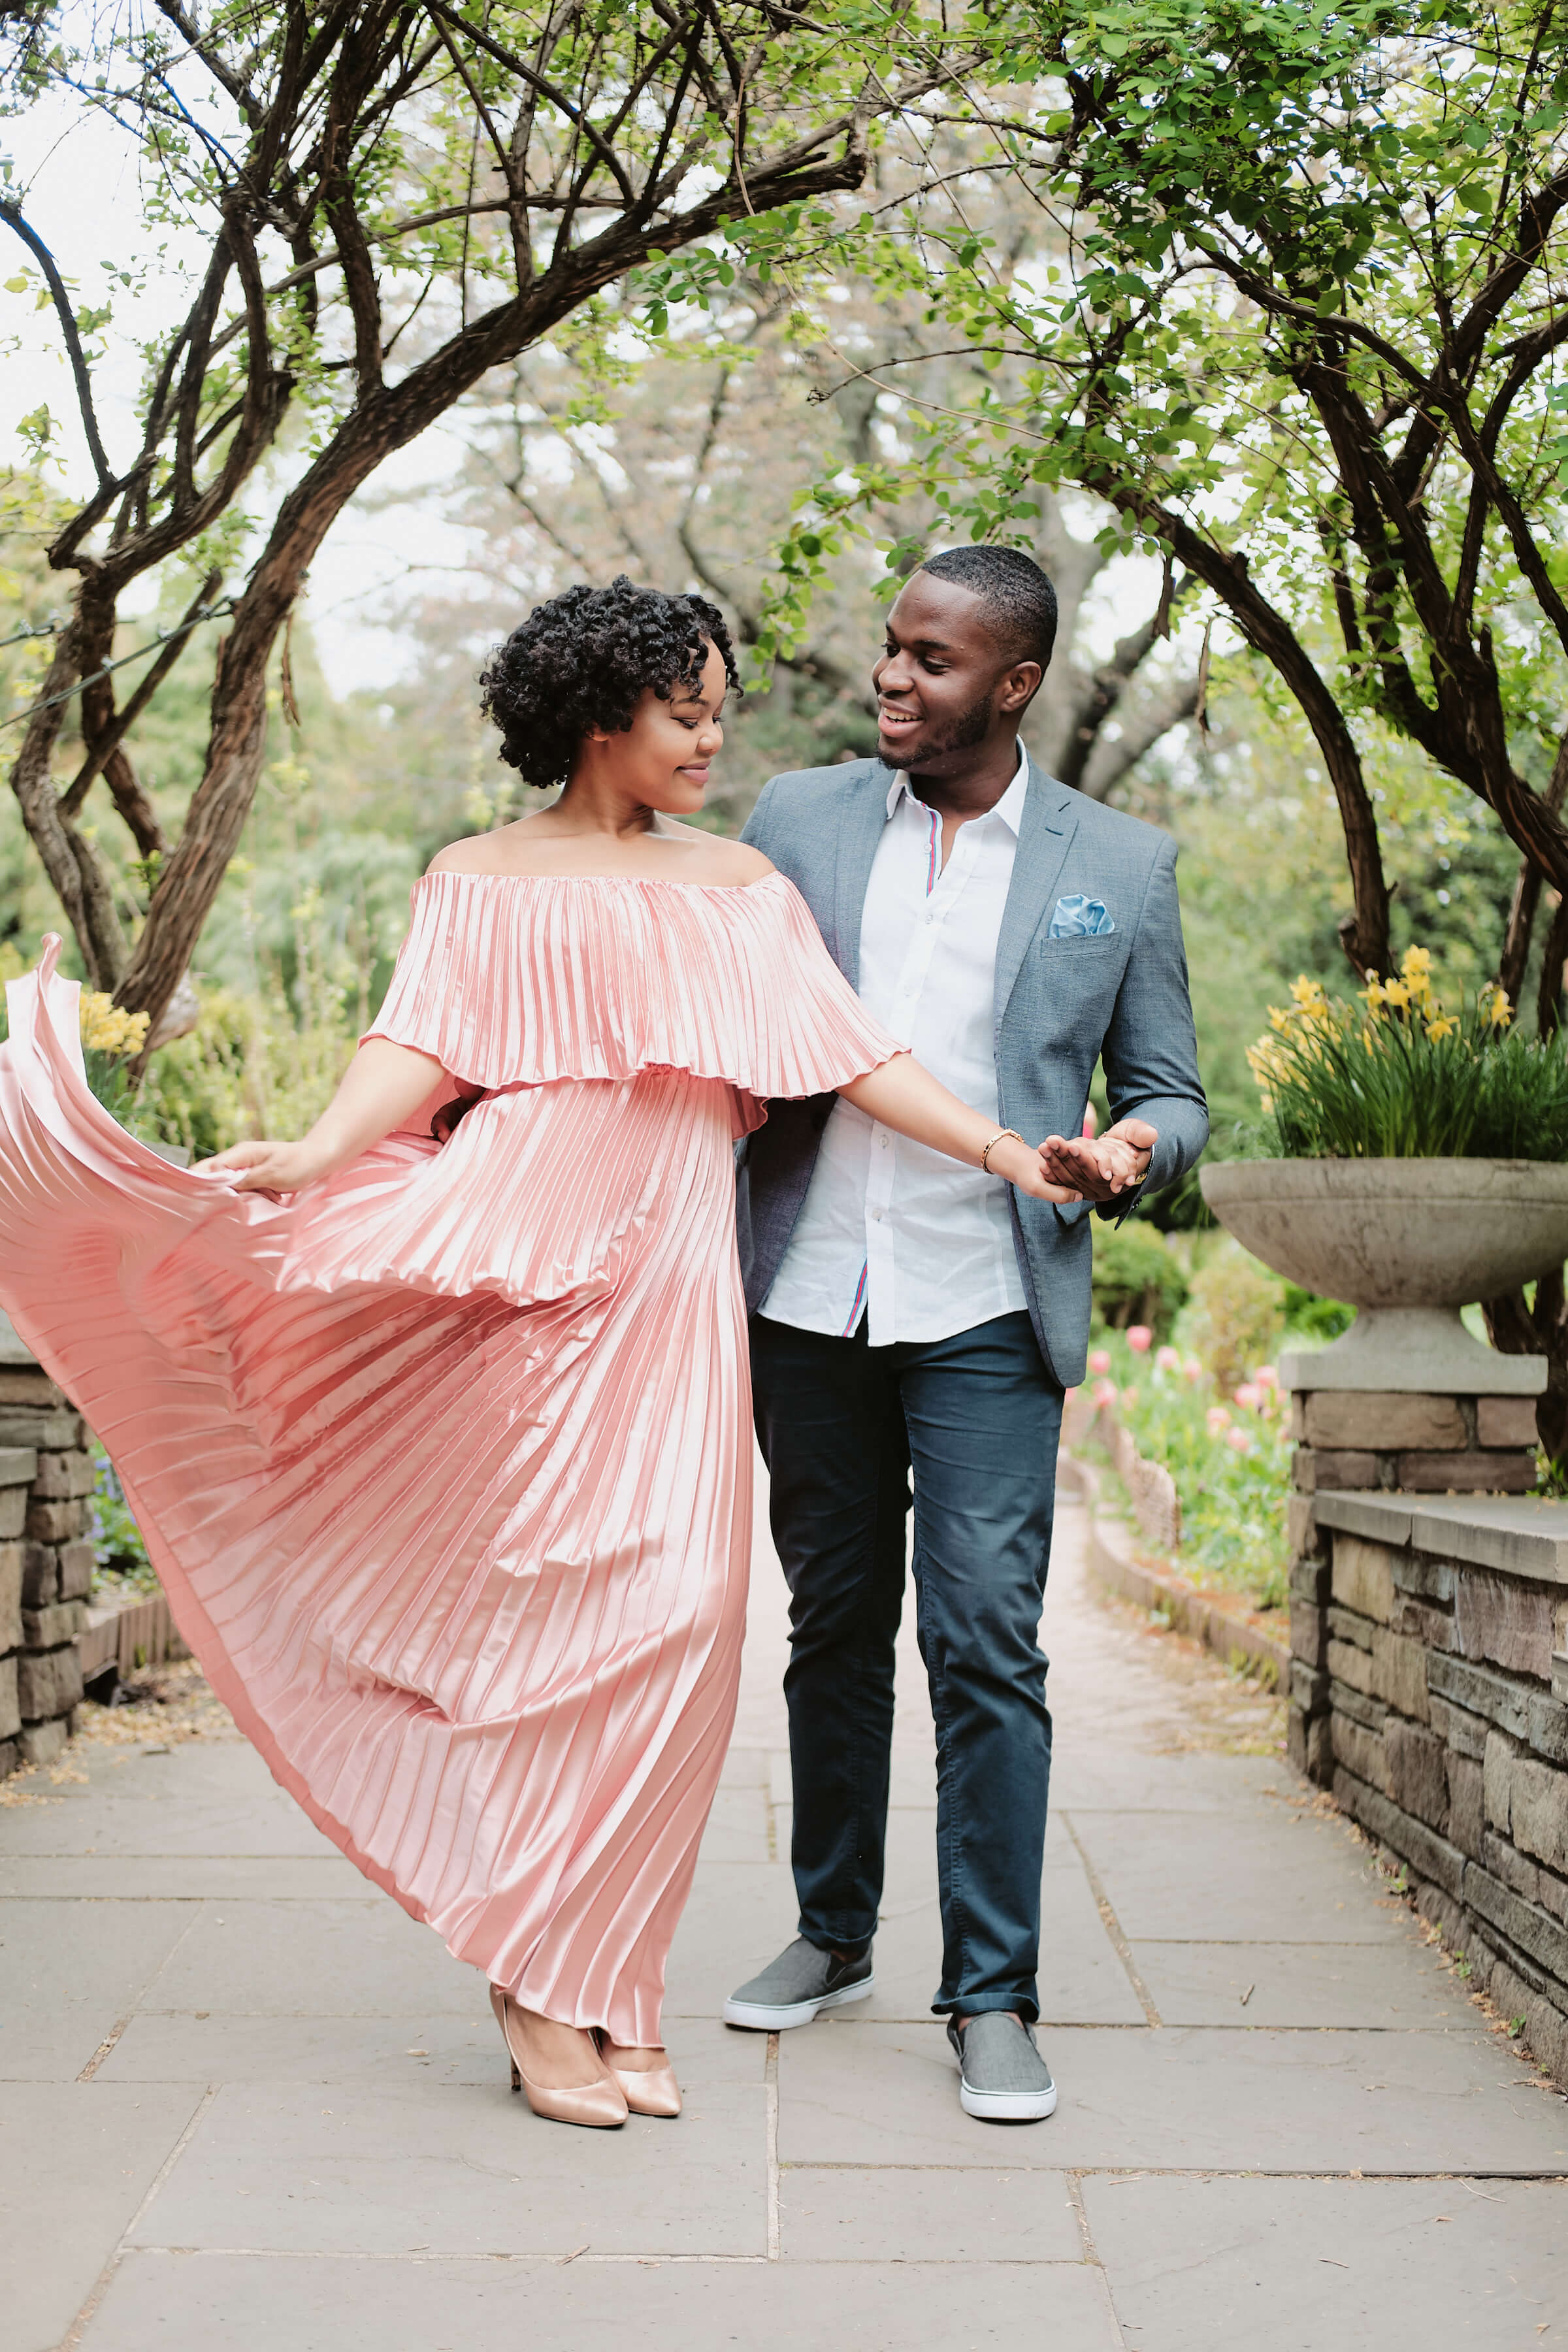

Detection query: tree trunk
xmin=5 ymin=608 xmax=129 ymax=991
xmin=1482 ymin=1269 xmax=1567 ymax=1464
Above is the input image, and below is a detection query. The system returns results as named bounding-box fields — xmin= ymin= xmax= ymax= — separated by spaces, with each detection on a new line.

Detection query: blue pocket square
xmin=1048 ymin=894 xmax=1115 ymax=939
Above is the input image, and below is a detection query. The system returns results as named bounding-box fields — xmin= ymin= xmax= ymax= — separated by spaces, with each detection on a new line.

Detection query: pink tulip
xmin=1226 ymin=1426 xmax=1252 ymax=1454
xmin=1255 ymin=1365 xmax=1279 ymax=1390
xmin=1088 ymin=1348 xmax=1112 ymax=1376
xmin=1092 ymin=1379 xmax=1119 ymax=1409
xmin=1206 ymin=1405 xmax=1232 ymax=1435
xmin=1126 ymin=1325 xmax=1152 ymax=1353
xmin=1156 ymin=1345 xmax=1181 ymax=1373
xmin=1233 ymin=1382 xmax=1263 ymax=1412
xmin=1183 ymin=1356 xmax=1205 ymax=1384
xmin=1081 ymin=1103 xmax=1099 ymax=1138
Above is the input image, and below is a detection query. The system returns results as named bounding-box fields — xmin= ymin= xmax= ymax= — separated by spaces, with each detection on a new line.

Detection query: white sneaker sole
xmin=722 ymin=1976 xmax=875 ymax=2031
xmin=959 ymin=2076 xmax=1058 ymax=2122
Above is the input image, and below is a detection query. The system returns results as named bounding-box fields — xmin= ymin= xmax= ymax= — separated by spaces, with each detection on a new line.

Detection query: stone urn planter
xmin=1198 ymin=1158 xmax=1568 ymax=1394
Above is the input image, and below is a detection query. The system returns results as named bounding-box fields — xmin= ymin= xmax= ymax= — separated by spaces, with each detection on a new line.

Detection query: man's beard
xmin=879 ymin=690 xmax=993 ymax=770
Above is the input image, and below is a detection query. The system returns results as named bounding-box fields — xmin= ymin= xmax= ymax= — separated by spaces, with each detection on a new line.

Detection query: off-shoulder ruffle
xmin=365 ymin=868 xmax=901 ymax=1098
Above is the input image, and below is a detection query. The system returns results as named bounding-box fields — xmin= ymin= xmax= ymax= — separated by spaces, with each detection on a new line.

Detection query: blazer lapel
xmin=831 ymin=763 xmax=893 ymax=989
xmin=994 ymin=761 xmax=1080 ymax=1028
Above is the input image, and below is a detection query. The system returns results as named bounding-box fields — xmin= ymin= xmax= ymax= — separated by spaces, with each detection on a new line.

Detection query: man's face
xmin=870 ymin=573 xmax=1041 ymax=776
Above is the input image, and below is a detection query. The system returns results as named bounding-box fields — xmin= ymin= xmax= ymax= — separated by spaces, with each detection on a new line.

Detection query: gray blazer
xmin=737 ymin=754 xmax=1209 ymax=1388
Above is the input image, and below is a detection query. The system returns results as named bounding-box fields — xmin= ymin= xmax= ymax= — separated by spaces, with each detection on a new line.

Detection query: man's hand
xmin=1037 ymin=1117 xmax=1157 ymax=1203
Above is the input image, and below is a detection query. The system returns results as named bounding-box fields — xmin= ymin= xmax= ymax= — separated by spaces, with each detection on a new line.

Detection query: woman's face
xmin=589 ymin=639 xmax=728 ymax=813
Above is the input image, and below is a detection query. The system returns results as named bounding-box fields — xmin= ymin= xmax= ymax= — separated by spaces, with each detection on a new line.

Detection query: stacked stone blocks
xmin=1290 ymin=1388 xmax=1539 ymax=1497
xmin=0 ymin=1322 xmax=92 ymax=1774
xmin=1290 ymin=1486 xmax=1568 ymax=2085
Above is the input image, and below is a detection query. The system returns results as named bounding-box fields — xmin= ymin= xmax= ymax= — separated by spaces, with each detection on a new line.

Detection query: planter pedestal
xmin=1281 ymin=1305 xmax=1546 ymax=1397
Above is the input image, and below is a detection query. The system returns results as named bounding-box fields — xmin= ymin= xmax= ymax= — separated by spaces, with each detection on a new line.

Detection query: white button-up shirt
xmin=760 ymin=745 xmax=1031 ymax=1345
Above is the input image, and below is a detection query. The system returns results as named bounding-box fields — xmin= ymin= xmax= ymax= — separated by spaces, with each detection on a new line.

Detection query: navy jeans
xmin=750 ymin=1309 xmax=1062 ymax=2022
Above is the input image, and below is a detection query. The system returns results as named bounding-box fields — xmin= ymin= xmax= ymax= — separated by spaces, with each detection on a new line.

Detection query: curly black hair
xmin=477 ymin=576 xmax=740 ymax=788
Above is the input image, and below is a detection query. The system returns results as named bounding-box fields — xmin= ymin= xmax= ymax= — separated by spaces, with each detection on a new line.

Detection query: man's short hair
xmin=920 ymin=545 xmax=1058 ymax=673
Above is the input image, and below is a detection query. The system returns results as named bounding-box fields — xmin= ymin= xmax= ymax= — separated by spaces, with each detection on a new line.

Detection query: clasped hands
xmin=1002 ymin=1117 xmax=1156 ymax=1205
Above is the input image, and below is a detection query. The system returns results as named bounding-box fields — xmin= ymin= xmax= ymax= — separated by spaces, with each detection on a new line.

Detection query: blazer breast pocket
xmin=1037 ymin=930 xmax=1124 ymax=960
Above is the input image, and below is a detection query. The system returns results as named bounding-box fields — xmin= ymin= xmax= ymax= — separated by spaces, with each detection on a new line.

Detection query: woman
xmin=0 ymin=579 xmax=1091 ymax=2129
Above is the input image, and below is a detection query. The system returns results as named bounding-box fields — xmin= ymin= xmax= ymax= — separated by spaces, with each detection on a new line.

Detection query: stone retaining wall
xmin=1290 ymin=1486 xmax=1568 ymax=2084
xmin=0 ymin=1314 xmax=92 ymax=1773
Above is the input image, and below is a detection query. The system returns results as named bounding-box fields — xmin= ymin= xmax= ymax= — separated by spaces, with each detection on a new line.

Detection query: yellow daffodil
xmin=1424 ymin=1012 xmax=1458 ymax=1042
xmin=1401 ymin=945 xmax=1433 ymax=983
xmin=1479 ymin=983 xmax=1513 ymax=1030
xmin=1382 ymin=978 xmax=1411 ymax=1011
xmin=79 ymin=993 xmax=151 ymax=1060
xmin=1360 ymin=978 xmax=1386 ymax=1015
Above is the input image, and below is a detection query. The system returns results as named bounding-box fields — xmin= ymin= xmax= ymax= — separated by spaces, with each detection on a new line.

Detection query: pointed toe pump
xmin=597 ymin=2034 xmax=683 ymax=2118
xmin=490 ymin=1985 xmax=629 ymax=2129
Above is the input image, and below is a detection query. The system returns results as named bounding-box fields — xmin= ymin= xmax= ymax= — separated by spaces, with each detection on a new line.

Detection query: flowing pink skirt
xmin=0 ymin=952 xmax=752 ymax=2044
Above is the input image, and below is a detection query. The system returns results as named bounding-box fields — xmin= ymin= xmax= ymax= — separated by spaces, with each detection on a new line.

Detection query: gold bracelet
xmin=980 ymin=1126 xmax=1023 ymax=1174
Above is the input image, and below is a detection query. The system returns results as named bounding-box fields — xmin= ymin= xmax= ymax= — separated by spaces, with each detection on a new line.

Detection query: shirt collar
xmin=884 ymin=739 xmax=1030 ymax=834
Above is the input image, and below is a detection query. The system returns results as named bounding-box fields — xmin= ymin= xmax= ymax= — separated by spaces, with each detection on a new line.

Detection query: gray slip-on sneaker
xmin=723 ymin=1936 xmax=875 ymax=2030
xmin=947 ymin=2012 xmax=1058 ymax=2121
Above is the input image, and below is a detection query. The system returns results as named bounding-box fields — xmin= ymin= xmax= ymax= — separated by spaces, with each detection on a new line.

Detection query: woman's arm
xmin=200 ymin=1038 xmax=448 ymax=1192
xmin=840 ymin=1053 xmax=1117 ymax=1203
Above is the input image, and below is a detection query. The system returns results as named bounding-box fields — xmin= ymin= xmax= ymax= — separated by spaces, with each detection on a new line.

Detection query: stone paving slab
xmin=82 ymin=2249 xmax=1126 ymax=2350
xmin=0 ymin=1854 xmax=374 ymax=1901
xmin=1063 ymin=1803 xmax=1409 ymax=1943
xmin=125 ymin=2078 xmax=771 ymax=2259
xmin=1045 ymin=1750 xmax=1290 ymax=1814
xmin=778 ymin=2164 xmax=1083 ymax=2261
xmin=0 ymin=2081 xmax=204 ymax=2351
xmin=1082 ymin=2174 xmax=1568 ymax=2351
xmin=0 ymin=1898 xmax=195 ymax=2080
xmin=777 ymin=2018 xmax=1568 ymax=2174
xmin=0 ymin=1789 xmax=340 ymax=1859
xmin=99 ymin=2013 xmax=766 ymax=2091
xmin=1129 ymin=1936 xmax=1461 ymax=2029
xmin=140 ymin=1898 xmax=496 ymax=2019
xmin=690 ymin=1784 xmax=773 ymax=1863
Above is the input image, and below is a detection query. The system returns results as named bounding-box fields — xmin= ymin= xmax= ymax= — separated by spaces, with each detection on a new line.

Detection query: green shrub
xmin=1182 ymin=1244 xmax=1285 ymax=1398
xmin=88 ymin=1445 xmax=157 ymax=1594
xmin=1090 ymin=1219 xmax=1189 ymax=1337
xmin=1282 ymin=1283 xmax=1354 ymax=1341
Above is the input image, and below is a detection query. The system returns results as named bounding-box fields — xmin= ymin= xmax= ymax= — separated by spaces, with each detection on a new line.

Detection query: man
xmin=726 ymin=546 xmax=1207 ymax=2122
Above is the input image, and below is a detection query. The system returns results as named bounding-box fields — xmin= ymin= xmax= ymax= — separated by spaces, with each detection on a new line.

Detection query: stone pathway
xmin=3 ymin=1487 xmax=1567 ymax=2350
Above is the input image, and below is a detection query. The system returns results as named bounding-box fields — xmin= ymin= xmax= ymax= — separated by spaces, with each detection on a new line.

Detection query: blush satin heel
xmin=489 ymin=1985 xmax=629 ymax=2129
xmin=596 ymin=2033 xmax=683 ymax=2117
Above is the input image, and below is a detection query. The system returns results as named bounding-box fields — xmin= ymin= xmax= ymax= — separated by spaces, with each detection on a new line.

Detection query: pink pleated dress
xmin=0 ymin=871 xmax=898 ymax=2044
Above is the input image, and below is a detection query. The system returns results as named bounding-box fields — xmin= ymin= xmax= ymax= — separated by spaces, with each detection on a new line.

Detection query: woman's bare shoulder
xmin=425 ymin=821 xmax=776 ymax=885
xmin=427 ymin=819 xmax=543 ymax=877
xmin=652 ymin=826 xmax=774 ymax=886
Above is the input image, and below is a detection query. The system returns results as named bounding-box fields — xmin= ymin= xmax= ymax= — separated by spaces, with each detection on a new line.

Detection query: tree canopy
xmin=730 ymin=0 xmax=1568 ymax=1009
xmin=0 ymin=0 xmax=972 ymax=1039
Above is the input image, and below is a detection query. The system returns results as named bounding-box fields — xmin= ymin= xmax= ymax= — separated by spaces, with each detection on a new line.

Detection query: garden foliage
xmin=1245 ymin=947 xmax=1568 ymax=1158
xmin=1088 ymin=1328 xmax=1293 ymax=1611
